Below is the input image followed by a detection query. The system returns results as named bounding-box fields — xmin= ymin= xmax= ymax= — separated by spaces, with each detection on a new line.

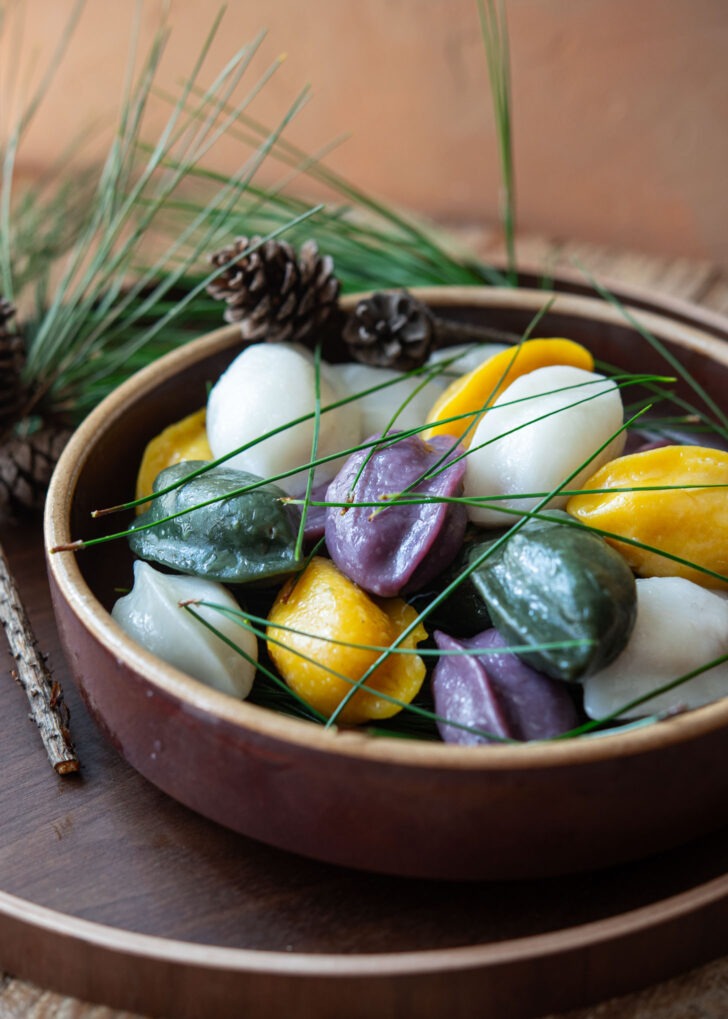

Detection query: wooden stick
xmin=0 ymin=539 xmax=79 ymax=775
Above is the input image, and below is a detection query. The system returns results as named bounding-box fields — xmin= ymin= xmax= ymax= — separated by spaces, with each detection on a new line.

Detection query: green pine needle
xmin=1 ymin=6 xmax=323 ymax=426
xmin=477 ymin=0 xmax=516 ymax=282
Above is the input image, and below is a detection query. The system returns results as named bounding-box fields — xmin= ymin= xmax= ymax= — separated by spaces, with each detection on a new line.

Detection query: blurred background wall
xmin=6 ymin=0 xmax=728 ymax=265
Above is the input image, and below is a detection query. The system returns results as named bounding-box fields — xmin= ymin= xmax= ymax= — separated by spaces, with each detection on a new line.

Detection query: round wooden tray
xmin=2 ymin=513 xmax=728 ymax=1019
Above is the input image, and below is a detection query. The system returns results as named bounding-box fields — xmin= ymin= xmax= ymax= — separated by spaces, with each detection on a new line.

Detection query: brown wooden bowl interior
xmin=45 ymin=287 xmax=728 ymax=880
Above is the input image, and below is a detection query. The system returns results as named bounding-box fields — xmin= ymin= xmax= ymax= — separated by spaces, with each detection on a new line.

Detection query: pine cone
xmin=207 ymin=237 xmax=340 ymax=344
xmin=343 ymin=290 xmax=435 ymax=370
xmin=0 ymin=426 xmax=72 ymax=517
xmin=0 ymin=298 xmax=26 ymax=429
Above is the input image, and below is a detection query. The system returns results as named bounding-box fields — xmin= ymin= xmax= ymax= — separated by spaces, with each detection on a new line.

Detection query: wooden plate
xmin=2 ymin=518 xmax=727 ymax=1018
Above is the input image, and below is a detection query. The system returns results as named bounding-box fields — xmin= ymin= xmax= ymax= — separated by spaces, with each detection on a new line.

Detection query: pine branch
xmin=0 ymin=539 xmax=79 ymax=775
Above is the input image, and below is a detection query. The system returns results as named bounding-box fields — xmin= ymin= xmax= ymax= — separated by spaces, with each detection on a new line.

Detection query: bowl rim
xmin=45 ymin=285 xmax=728 ymax=772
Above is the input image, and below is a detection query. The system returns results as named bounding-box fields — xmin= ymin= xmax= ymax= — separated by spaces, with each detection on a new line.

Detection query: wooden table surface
xmin=1 ymin=234 xmax=727 ymax=1019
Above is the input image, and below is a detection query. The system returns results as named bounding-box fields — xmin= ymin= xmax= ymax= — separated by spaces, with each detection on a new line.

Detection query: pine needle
xmin=477 ymin=0 xmax=516 ymax=282
xmin=1 ymin=5 xmax=319 ymax=426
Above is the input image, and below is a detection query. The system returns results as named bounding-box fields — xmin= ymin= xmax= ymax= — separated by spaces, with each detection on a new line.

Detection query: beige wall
xmin=6 ymin=0 xmax=728 ymax=266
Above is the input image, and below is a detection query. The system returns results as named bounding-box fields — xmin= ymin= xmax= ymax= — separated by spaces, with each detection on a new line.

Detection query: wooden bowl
xmin=44 ymin=287 xmax=728 ymax=880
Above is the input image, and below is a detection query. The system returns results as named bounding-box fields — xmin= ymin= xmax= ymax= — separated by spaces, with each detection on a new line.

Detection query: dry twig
xmin=0 ymin=539 xmax=79 ymax=775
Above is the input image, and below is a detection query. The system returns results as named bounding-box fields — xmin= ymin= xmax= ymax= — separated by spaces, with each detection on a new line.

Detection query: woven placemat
xmin=542 ymin=956 xmax=728 ymax=1019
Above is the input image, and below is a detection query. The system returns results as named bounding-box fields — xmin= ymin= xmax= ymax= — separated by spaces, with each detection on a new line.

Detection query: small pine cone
xmin=343 ymin=290 xmax=435 ymax=370
xmin=0 ymin=298 xmax=26 ymax=429
xmin=0 ymin=426 xmax=72 ymax=517
xmin=207 ymin=237 xmax=340 ymax=344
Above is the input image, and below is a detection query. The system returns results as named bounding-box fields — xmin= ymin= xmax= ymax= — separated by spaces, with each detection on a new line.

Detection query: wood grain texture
xmin=2 ymin=237 xmax=728 ymax=1019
